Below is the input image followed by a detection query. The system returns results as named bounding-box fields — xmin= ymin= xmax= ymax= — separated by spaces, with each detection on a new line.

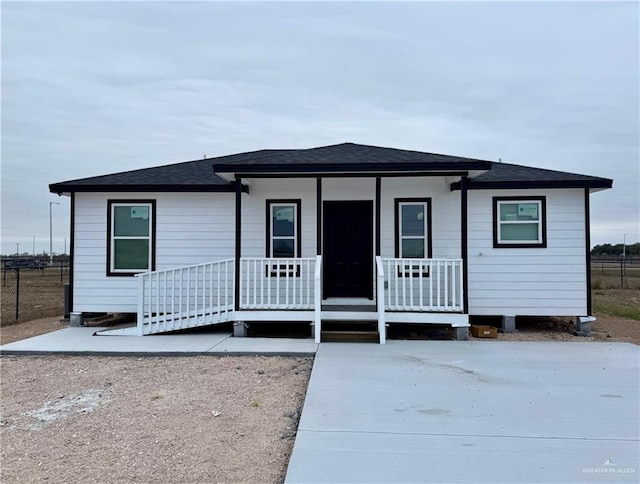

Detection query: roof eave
xmin=449 ymin=179 xmax=613 ymax=191
xmin=48 ymin=183 xmax=243 ymax=195
xmin=213 ymin=160 xmax=492 ymax=175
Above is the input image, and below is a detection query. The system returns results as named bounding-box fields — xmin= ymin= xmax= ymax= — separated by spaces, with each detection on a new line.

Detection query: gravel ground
xmin=0 ymin=316 xmax=68 ymax=345
xmin=1 ymin=355 xmax=312 ymax=483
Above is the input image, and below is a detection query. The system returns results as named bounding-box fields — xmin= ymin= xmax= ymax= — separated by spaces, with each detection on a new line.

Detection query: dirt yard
xmin=1 ymin=355 xmax=311 ymax=483
xmin=1 ymin=267 xmax=68 ymax=324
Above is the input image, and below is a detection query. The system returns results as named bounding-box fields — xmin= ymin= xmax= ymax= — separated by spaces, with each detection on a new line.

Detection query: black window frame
xmin=394 ymin=198 xmax=433 ymax=277
xmin=493 ymin=196 xmax=547 ymax=248
xmin=106 ymin=199 xmax=156 ymax=277
xmin=265 ymin=199 xmax=302 ymax=277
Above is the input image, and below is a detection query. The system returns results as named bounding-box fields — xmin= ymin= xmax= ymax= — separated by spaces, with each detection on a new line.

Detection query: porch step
xmin=321 ymin=311 xmax=378 ymax=321
xmin=321 ymin=321 xmax=379 ymax=343
xmin=321 ymin=330 xmax=380 ymax=342
xmin=321 ymin=304 xmax=376 ymax=312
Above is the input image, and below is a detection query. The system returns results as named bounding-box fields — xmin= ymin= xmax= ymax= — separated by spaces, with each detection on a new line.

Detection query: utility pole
xmin=33 ymin=236 xmax=36 ymax=257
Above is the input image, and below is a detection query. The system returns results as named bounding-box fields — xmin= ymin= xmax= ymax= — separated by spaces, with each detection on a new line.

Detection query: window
xmin=493 ymin=196 xmax=546 ymax=248
xmin=395 ymin=198 xmax=432 ymax=259
xmin=107 ymin=200 xmax=156 ymax=276
xmin=266 ymin=200 xmax=301 ymax=258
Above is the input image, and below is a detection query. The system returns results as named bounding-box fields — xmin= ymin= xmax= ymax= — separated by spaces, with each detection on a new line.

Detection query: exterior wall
xmin=241 ymin=178 xmax=317 ymax=257
xmin=467 ymin=188 xmax=587 ymax=316
xmin=72 ymin=183 xmax=588 ymax=317
xmin=73 ymin=192 xmax=234 ymax=313
xmin=380 ymin=177 xmax=461 ymax=259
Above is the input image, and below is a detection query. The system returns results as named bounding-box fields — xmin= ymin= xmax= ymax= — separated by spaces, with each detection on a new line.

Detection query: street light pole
xmin=49 ymin=202 xmax=60 ymax=265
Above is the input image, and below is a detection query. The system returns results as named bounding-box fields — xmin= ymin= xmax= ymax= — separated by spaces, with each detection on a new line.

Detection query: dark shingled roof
xmin=210 ymin=142 xmax=493 ymax=172
xmin=459 ymin=160 xmax=612 ymax=190
xmin=49 ymin=142 xmax=612 ymax=194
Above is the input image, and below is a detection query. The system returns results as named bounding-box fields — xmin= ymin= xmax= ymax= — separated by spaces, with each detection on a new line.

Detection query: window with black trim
xmin=266 ymin=200 xmax=302 ymax=275
xmin=395 ymin=198 xmax=432 ymax=276
xmin=493 ymin=196 xmax=547 ymax=248
xmin=107 ymin=200 xmax=156 ymax=276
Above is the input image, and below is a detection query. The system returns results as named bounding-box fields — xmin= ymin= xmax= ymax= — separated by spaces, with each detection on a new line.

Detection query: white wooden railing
xmin=136 ymin=259 xmax=234 ymax=335
xmin=239 ymin=257 xmax=319 ymax=310
xmin=380 ymin=258 xmax=463 ymax=312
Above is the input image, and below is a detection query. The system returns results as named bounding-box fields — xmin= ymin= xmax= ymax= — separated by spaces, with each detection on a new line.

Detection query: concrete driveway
xmin=285 ymin=341 xmax=639 ymax=483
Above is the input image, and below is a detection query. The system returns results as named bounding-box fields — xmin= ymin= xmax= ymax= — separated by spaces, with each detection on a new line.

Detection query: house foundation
xmin=70 ymin=312 xmax=84 ymax=327
xmin=571 ymin=316 xmax=595 ymax=337
xmin=453 ymin=327 xmax=469 ymax=340
xmin=233 ymin=322 xmax=248 ymax=337
xmin=501 ymin=315 xmax=517 ymax=333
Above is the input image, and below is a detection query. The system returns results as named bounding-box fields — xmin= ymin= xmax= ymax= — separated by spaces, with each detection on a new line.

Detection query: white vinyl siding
xmin=72 ymin=182 xmax=588 ymax=318
xmin=241 ymin=179 xmax=317 ymax=258
xmin=467 ymin=188 xmax=587 ymax=316
xmin=73 ymin=192 xmax=235 ymax=313
xmin=382 ymin=178 xmax=461 ymax=259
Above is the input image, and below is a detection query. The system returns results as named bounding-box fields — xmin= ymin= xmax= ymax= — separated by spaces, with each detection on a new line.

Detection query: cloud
xmin=1 ymin=1 xmax=638 ymax=254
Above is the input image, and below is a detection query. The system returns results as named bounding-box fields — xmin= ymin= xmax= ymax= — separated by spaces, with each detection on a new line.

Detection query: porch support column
xmin=584 ymin=188 xmax=592 ymax=315
xmin=234 ymin=178 xmax=242 ymax=312
xmin=375 ymin=177 xmax=381 ymax=256
xmin=69 ymin=192 xmax=75 ymax=314
xmin=460 ymin=176 xmax=469 ymax=314
xmin=316 ymin=178 xmax=322 ymax=255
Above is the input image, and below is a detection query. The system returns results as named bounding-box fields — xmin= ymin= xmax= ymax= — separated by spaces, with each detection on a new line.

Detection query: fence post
xmin=15 ymin=268 xmax=20 ymax=320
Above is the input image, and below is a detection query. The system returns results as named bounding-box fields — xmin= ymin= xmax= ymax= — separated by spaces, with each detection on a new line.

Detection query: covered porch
xmin=134 ymin=146 xmax=482 ymax=342
xmin=134 ymin=255 xmax=468 ymax=343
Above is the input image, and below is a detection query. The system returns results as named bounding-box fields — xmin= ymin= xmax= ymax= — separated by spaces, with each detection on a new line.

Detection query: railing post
xmin=136 ymin=274 xmax=144 ymax=335
xmin=314 ymin=255 xmax=322 ymax=344
xmin=376 ymin=257 xmax=386 ymax=344
xmin=458 ymin=259 xmax=464 ymax=311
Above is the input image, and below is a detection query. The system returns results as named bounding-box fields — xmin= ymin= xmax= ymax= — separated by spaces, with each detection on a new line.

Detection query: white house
xmin=49 ymin=143 xmax=612 ymax=343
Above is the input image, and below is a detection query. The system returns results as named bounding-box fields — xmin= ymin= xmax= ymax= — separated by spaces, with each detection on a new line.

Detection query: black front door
xmin=323 ymin=201 xmax=373 ymax=299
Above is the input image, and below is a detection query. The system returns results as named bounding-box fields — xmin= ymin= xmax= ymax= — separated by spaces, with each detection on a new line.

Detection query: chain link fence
xmin=1 ymin=258 xmax=70 ymax=325
xmin=591 ymin=258 xmax=640 ymax=290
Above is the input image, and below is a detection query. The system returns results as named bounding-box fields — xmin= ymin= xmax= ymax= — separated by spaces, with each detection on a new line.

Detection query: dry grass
xmin=593 ymin=288 xmax=640 ymax=321
xmin=590 ymin=262 xmax=640 ymax=290
xmin=0 ymin=268 xmax=68 ymax=325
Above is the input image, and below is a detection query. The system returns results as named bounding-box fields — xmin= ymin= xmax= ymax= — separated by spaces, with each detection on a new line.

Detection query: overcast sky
xmin=1 ymin=1 xmax=638 ymax=256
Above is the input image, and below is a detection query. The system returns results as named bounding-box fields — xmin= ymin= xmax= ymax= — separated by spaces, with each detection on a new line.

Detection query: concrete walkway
xmin=0 ymin=327 xmax=318 ymax=356
xmin=285 ymin=341 xmax=640 ymax=483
